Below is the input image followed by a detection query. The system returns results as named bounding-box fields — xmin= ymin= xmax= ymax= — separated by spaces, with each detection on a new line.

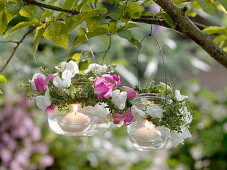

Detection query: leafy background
xmin=0 ymin=0 xmax=227 ymax=170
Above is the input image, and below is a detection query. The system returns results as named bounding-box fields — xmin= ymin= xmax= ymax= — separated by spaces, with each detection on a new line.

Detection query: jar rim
xmin=136 ymin=93 xmax=165 ymax=99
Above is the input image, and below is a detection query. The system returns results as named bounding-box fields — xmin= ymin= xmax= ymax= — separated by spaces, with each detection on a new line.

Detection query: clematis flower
xmin=35 ymin=89 xmax=56 ymax=115
xmin=93 ymin=74 xmax=121 ymax=98
xmin=53 ymin=70 xmax=73 ymax=89
xmin=57 ymin=61 xmax=79 ymax=76
xmin=111 ymin=90 xmax=127 ymax=110
xmin=113 ymin=108 xmax=134 ymax=125
xmin=84 ymin=63 xmax=108 ymax=75
xmin=175 ymin=90 xmax=188 ymax=101
xmin=146 ymin=104 xmax=164 ymax=118
xmin=30 ymin=73 xmax=54 ymax=92
xmin=33 ymin=74 xmax=54 ymax=93
xmin=124 ymin=87 xmax=137 ymax=98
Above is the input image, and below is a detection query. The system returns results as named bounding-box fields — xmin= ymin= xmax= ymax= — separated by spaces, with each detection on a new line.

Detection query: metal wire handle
xmin=136 ymin=25 xmax=168 ymax=101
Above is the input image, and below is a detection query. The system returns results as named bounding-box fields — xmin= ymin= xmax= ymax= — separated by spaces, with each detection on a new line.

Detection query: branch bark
xmin=154 ymin=0 xmax=227 ymax=68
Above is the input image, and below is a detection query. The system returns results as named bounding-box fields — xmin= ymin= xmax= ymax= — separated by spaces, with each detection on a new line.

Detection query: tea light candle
xmin=59 ymin=104 xmax=90 ymax=133
xmin=133 ymin=121 xmax=161 ymax=145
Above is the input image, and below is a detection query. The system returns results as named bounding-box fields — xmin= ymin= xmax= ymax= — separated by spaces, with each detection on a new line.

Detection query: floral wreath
xmin=29 ymin=60 xmax=192 ymax=148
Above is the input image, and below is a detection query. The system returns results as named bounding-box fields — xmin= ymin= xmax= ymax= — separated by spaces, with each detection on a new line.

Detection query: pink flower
xmin=34 ymin=74 xmax=54 ymax=93
xmin=113 ymin=108 xmax=134 ymax=125
xmin=124 ymin=87 xmax=137 ymax=98
xmin=93 ymin=74 xmax=121 ymax=98
xmin=45 ymin=104 xmax=56 ymax=115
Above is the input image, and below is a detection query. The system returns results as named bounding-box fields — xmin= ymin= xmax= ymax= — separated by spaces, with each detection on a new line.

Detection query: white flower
xmin=169 ymin=125 xmax=191 ymax=147
xmin=111 ymin=90 xmax=127 ymax=110
xmin=78 ymin=103 xmax=110 ymax=123
xmin=35 ymin=89 xmax=51 ymax=110
xmin=180 ymin=106 xmax=192 ymax=124
xmin=57 ymin=61 xmax=79 ymax=76
xmin=175 ymin=90 xmax=188 ymax=101
xmin=53 ymin=70 xmax=73 ymax=88
xmin=29 ymin=73 xmax=46 ymax=86
xmin=131 ymin=105 xmax=146 ymax=119
xmin=84 ymin=63 xmax=107 ymax=74
xmin=146 ymin=104 xmax=164 ymax=118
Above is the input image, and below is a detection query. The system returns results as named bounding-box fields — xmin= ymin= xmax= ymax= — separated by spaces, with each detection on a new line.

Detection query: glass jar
xmin=128 ymin=93 xmax=170 ymax=151
xmin=48 ymin=104 xmax=112 ymax=136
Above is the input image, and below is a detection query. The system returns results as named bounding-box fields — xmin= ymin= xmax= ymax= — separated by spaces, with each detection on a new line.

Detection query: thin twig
xmin=0 ymin=40 xmax=19 ymax=44
xmin=102 ymin=35 xmax=112 ymax=64
xmin=0 ymin=27 xmax=35 ymax=73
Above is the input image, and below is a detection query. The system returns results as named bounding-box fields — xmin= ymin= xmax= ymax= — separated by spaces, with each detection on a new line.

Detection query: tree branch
xmin=154 ymin=0 xmax=227 ymax=68
xmin=22 ymin=0 xmax=203 ymax=30
xmin=0 ymin=27 xmax=35 ymax=73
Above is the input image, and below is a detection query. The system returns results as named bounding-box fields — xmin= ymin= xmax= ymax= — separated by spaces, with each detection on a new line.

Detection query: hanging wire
xmin=136 ymin=24 xmax=168 ymax=101
xmin=84 ymin=32 xmax=98 ymax=74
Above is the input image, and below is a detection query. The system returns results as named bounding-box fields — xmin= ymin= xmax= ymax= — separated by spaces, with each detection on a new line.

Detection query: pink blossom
xmin=124 ymin=87 xmax=137 ymax=98
xmin=93 ymin=74 xmax=121 ymax=98
xmin=45 ymin=104 xmax=56 ymax=115
xmin=113 ymin=108 xmax=134 ymax=125
xmin=34 ymin=74 xmax=54 ymax=93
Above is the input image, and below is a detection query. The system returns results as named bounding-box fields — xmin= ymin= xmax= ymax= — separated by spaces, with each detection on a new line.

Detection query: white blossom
xmin=53 ymin=70 xmax=73 ymax=89
xmin=56 ymin=61 xmax=79 ymax=76
xmin=169 ymin=125 xmax=192 ymax=147
xmin=146 ymin=104 xmax=164 ymax=118
xmin=131 ymin=105 xmax=146 ymax=119
xmin=35 ymin=89 xmax=51 ymax=110
xmin=79 ymin=103 xmax=110 ymax=123
xmin=111 ymin=90 xmax=127 ymax=110
xmin=175 ymin=90 xmax=188 ymax=101
xmin=84 ymin=63 xmax=107 ymax=74
xmin=180 ymin=106 xmax=192 ymax=124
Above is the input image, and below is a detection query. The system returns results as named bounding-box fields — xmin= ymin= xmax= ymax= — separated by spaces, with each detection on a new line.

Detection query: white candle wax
xmin=59 ymin=105 xmax=90 ymax=133
xmin=133 ymin=121 xmax=161 ymax=146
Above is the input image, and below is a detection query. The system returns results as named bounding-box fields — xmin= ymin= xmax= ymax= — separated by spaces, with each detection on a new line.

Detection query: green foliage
xmin=78 ymin=58 xmax=90 ymax=71
xmin=4 ymin=18 xmax=39 ymax=38
xmin=33 ymin=25 xmax=47 ymax=57
xmin=19 ymin=5 xmax=35 ymax=18
xmin=0 ymin=75 xmax=7 ymax=83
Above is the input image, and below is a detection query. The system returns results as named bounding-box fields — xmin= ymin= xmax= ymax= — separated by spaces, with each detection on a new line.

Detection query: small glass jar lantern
xmin=128 ymin=93 xmax=170 ymax=151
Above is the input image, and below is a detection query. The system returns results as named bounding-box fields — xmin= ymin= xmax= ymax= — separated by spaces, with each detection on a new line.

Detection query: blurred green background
xmin=1 ymin=7 xmax=227 ymax=170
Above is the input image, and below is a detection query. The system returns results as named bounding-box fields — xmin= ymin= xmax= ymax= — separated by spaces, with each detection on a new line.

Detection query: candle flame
xmin=73 ymin=104 xmax=78 ymax=113
xmin=145 ymin=120 xmax=154 ymax=128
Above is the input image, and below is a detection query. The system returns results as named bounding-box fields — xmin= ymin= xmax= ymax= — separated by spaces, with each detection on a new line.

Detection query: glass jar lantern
xmin=128 ymin=93 xmax=170 ymax=151
xmin=48 ymin=104 xmax=112 ymax=136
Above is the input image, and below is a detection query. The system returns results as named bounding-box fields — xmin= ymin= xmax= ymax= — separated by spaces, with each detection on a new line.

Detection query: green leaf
xmin=71 ymin=53 xmax=81 ymax=61
xmin=33 ymin=25 xmax=47 ymax=57
xmin=218 ymin=0 xmax=227 ymax=10
xmin=19 ymin=5 xmax=35 ymax=18
xmin=0 ymin=11 xmax=8 ymax=34
xmin=86 ymin=16 xmax=105 ymax=32
xmin=0 ymin=89 xmax=3 ymax=95
xmin=117 ymin=29 xmax=141 ymax=49
xmin=4 ymin=18 xmax=39 ymax=38
xmin=213 ymin=35 xmax=227 ymax=43
xmin=0 ymin=75 xmax=7 ymax=83
xmin=108 ymin=20 xmax=117 ymax=34
xmin=63 ymin=0 xmax=76 ymax=9
xmin=203 ymin=26 xmax=227 ymax=34
xmin=160 ymin=12 xmax=176 ymax=29
xmin=123 ymin=2 xmax=142 ymax=19
xmin=6 ymin=2 xmax=21 ymax=16
xmin=65 ymin=9 xmax=107 ymax=32
xmin=79 ymin=58 xmax=90 ymax=71
xmin=197 ymin=0 xmax=215 ymax=15
xmin=71 ymin=27 xmax=107 ymax=48
xmin=124 ymin=23 xmax=139 ymax=29
xmin=76 ymin=0 xmax=89 ymax=11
